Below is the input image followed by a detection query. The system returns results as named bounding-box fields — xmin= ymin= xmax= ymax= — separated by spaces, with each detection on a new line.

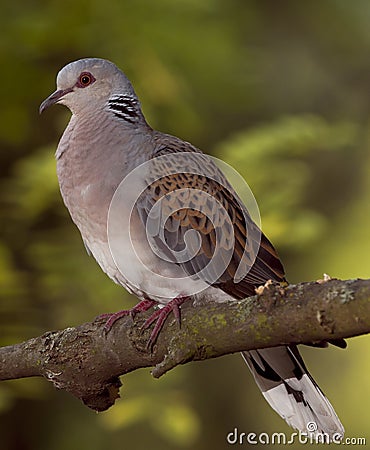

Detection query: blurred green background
xmin=1 ymin=0 xmax=369 ymax=449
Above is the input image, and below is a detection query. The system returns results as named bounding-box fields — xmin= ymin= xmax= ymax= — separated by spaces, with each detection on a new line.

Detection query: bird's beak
xmin=39 ymin=88 xmax=73 ymax=114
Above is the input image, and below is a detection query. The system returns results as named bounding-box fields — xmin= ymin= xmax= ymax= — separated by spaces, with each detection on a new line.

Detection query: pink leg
xmin=98 ymin=299 xmax=157 ymax=333
xmin=142 ymin=296 xmax=189 ymax=350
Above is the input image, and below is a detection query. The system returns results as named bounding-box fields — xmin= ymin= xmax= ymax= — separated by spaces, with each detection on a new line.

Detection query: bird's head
xmin=40 ymin=58 xmax=139 ymax=116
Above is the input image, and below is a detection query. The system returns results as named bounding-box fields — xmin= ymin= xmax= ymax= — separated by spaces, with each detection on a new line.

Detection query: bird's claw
xmin=98 ymin=299 xmax=157 ymax=334
xmin=141 ymin=296 xmax=188 ymax=352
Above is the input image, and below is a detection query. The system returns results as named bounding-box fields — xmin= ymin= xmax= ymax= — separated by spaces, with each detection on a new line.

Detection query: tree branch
xmin=1 ymin=278 xmax=369 ymax=411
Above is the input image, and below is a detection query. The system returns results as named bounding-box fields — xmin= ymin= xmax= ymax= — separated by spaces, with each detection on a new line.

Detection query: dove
xmin=40 ymin=58 xmax=344 ymax=438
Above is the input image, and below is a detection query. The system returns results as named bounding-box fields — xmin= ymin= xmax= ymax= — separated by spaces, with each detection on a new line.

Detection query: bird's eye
xmin=77 ymin=72 xmax=95 ymax=88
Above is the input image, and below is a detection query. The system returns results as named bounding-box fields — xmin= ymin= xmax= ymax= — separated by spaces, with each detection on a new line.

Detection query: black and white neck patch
xmin=107 ymin=95 xmax=141 ymax=124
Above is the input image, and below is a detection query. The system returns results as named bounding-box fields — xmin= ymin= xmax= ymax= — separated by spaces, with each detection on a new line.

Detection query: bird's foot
xmin=142 ymin=295 xmax=189 ymax=351
xmin=98 ymin=299 xmax=157 ymax=333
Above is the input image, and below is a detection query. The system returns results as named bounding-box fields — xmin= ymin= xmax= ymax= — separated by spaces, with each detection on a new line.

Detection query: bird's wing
xmin=135 ymin=142 xmax=286 ymax=299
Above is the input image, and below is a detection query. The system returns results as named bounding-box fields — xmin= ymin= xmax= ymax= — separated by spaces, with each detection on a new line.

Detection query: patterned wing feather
xmin=135 ymin=142 xmax=286 ymax=299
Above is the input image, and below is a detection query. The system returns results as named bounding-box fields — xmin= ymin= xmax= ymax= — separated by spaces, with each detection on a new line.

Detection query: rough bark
xmin=0 ymin=278 xmax=369 ymax=411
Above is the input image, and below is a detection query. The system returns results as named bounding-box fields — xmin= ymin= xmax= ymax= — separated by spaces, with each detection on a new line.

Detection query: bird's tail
xmin=241 ymin=345 xmax=344 ymax=439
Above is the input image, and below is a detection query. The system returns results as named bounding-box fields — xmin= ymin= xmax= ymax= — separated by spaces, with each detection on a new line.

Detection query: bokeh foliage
xmin=0 ymin=1 xmax=369 ymax=449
